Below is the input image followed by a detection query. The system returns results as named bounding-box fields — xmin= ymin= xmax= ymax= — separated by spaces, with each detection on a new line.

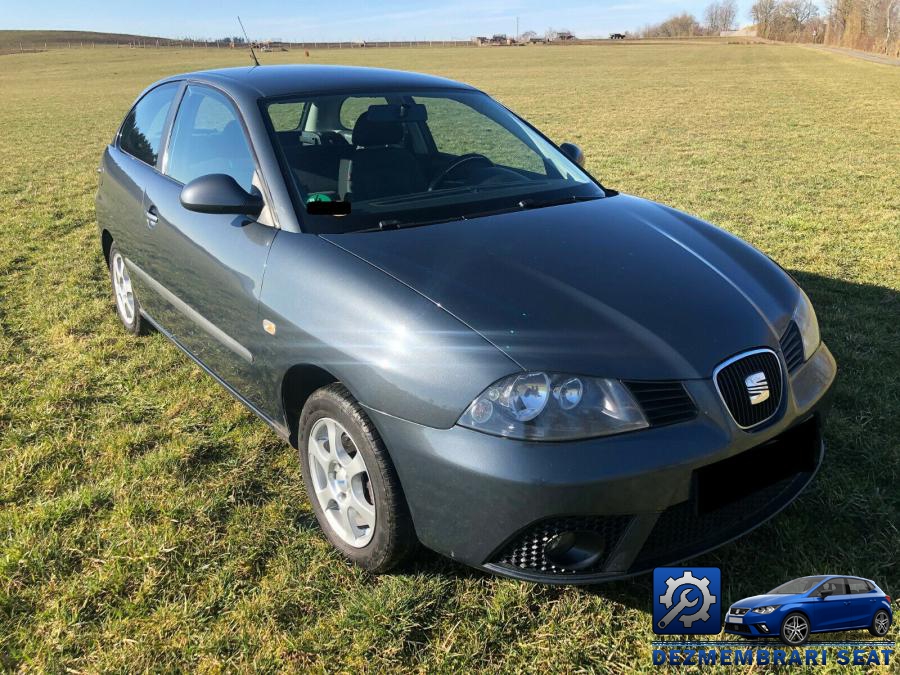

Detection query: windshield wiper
xmin=354 ymin=215 xmax=467 ymax=233
xmin=517 ymin=194 xmax=602 ymax=210
xmin=353 ymin=194 xmax=603 ymax=233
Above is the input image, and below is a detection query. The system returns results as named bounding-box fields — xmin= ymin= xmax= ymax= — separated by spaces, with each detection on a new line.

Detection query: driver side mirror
xmin=819 ymin=589 xmax=834 ymax=598
xmin=180 ymin=174 xmax=263 ymax=216
xmin=559 ymin=142 xmax=585 ymax=168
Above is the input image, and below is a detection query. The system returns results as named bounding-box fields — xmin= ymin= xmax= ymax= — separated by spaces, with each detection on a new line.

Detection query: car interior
xmin=269 ymin=95 xmax=548 ymax=205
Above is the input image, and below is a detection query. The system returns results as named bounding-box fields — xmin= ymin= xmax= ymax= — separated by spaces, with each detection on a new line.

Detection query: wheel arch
xmin=101 ymin=229 xmax=114 ymax=266
xmin=781 ymin=608 xmax=813 ymax=630
xmin=281 ymin=363 xmax=340 ymax=447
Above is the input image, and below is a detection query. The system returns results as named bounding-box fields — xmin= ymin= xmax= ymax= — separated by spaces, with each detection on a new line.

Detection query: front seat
xmin=344 ymin=112 xmax=426 ymax=201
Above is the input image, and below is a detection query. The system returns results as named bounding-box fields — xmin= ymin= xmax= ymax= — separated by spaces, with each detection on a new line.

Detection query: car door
xmin=847 ymin=578 xmax=878 ymax=628
xmin=99 ymin=81 xmax=182 ymax=320
xmin=811 ymin=578 xmax=853 ymax=631
xmin=139 ymin=84 xmax=277 ymax=408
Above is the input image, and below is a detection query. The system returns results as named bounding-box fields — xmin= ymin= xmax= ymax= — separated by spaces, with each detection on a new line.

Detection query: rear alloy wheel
xmin=781 ymin=613 xmax=810 ymax=646
xmin=298 ymin=383 xmax=416 ymax=572
xmin=870 ymin=609 xmax=891 ymax=637
xmin=108 ymin=244 xmax=148 ymax=335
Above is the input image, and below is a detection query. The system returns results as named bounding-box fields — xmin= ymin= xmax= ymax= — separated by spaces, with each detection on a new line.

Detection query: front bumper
xmin=366 ymin=343 xmax=836 ymax=583
xmin=724 ymin=614 xmax=781 ymax=637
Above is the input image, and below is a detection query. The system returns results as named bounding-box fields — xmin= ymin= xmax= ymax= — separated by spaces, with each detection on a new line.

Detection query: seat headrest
xmin=352 ymin=111 xmax=404 ymax=147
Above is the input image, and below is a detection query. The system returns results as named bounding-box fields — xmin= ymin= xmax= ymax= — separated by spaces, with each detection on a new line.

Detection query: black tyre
xmin=298 ymin=383 xmax=416 ymax=572
xmin=870 ymin=609 xmax=891 ymax=637
xmin=780 ymin=612 xmax=810 ymax=646
xmin=108 ymin=243 xmax=149 ymax=335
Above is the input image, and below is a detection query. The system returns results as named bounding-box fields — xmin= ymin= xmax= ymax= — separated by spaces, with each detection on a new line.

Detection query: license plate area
xmin=694 ymin=417 xmax=819 ymax=513
xmin=729 ymin=616 xmax=743 ymax=624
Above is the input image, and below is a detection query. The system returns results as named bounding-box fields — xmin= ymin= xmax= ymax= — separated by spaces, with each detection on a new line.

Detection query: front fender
xmin=256 ymin=231 xmax=519 ymax=428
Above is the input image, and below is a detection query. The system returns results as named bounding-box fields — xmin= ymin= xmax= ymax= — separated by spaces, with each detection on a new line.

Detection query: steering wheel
xmin=428 ymin=153 xmax=494 ymax=191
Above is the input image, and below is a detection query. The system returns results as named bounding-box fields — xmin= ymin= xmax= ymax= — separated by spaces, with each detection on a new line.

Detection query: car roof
xmin=156 ymin=65 xmax=478 ymax=99
xmin=807 ymin=574 xmax=876 ymax=584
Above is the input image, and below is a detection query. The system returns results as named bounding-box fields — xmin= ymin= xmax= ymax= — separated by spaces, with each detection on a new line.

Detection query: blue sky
xmin=4 ymin=0 xmax=756 ymax=40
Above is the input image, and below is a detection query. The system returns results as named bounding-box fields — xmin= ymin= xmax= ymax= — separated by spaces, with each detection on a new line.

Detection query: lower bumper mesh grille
xmin=494 ymin=515 xmax=632 ymax=575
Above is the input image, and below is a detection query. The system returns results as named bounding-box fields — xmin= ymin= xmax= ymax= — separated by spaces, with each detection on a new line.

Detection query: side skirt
xmin=140 ymin=310 xmax=292 ymax=444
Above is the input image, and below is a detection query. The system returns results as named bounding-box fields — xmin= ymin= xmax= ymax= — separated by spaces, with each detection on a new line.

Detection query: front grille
xmin=714 ymin=350 xmax=782 ymax=429
xmin=493 ymin=515 xmax=632 ymax=575
xmin=625 ymin=381 xmax=697 ymax=427
xmin=726 ymin=622 xmax=751 ymax=634
xmin=730 ymin=607 xmax=750 ymax=616
xmin=780 ymin=321 xmax=805 ymax=373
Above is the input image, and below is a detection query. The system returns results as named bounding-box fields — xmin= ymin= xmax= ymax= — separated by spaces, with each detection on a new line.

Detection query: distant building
xmin=556 ymin=31 xmax=576 ymax=41
xmin=719 ymin=27 xmax=757 ymax=37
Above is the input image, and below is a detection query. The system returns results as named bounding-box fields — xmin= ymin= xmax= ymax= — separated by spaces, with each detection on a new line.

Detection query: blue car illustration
xmin=725 ymin=575 xmax=893 ymax=645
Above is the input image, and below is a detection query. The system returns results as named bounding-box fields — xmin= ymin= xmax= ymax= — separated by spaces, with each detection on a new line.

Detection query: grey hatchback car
xmin=96 ymin=65 xmax=836 ymax=583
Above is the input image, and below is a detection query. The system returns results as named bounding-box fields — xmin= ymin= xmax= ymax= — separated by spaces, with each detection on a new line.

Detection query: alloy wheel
xmin=874 ymin=610 xmax=890 ymax=635
xmin=111 ymin=251 xmax=135 ymax=324
xmin=783 ymin=614 xmax=809 ymax=644
xmin=307 ymin=417 xmax=376 ymax=548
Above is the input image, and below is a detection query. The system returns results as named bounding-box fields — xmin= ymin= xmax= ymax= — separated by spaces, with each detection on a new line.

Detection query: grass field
xmin=1 ymin=42 xmax=898 ymax=672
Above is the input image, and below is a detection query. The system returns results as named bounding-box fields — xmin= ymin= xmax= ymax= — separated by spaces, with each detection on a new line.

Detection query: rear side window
xmin=165 ymin=85 xmax=256 ymax=192
xmin=118 ymin=82 xmax=180 ymax=166
xmin=848 ymin=578 xmax=874 ymax=594
xmin=269 ymin=101 xmax=308 ymax=131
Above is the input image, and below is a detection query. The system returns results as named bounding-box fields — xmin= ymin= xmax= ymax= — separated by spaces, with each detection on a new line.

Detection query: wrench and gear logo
xmin=653 ymin=567 xmax=721 ymax=635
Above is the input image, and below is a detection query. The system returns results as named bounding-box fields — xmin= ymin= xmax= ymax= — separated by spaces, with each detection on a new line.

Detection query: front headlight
xmin=752 ymin=605 xmax=780 ymax=614
xmin=458 ymin=372 xmax=649 ymax=441
xmin=793 ymin=288 xmax=821 ymax=361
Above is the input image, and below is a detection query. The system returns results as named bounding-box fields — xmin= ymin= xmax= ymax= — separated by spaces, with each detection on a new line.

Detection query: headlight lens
xmin=793 ymin=288 xmax=820 ymax=361
xmin=752 ymin=605 xmax=780 ymax=614
xmin=458 ymin=372 xmax=649 ymax=441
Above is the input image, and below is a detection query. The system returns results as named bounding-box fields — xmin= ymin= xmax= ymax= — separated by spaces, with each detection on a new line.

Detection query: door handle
xmin=146 ymin=205 xmax=159 ymax=228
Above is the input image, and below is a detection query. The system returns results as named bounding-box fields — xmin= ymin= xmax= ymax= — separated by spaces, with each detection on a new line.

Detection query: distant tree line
xmin=638 ymin=0 xmax=897 ymax=55
xmin=750 ymin=0 xmax=824 ymax=42
xmin=639 ymin=0 xmax=738 ymax=37
xmin=820 ymin=0 xmax=899 ymax=54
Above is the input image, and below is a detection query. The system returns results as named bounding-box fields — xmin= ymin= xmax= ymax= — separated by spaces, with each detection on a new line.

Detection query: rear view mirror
xmin=819 ymin=589 xmax=833 ymax=598
xmin=366 ymin=103 xmax=428 ymax=122
xmin=180 ymin=174 xmax=263 ymax=216
xmin=560 ymin=142 xmax=585 ymax=168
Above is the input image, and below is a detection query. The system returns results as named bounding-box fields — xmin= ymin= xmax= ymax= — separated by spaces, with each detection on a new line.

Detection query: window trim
xmin=161 ymin=80 xmax=279 ymax=229
xmin=115 ymin=81 xmax=185 ymax=170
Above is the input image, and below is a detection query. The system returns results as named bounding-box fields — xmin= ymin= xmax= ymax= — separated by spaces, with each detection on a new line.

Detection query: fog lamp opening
xmin=544 ymin=530 xmax=606 ymax=570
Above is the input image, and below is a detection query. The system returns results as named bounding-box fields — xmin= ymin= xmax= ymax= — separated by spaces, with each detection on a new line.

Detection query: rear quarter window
xmin=118 ymin=82 xmax=180 ymax=166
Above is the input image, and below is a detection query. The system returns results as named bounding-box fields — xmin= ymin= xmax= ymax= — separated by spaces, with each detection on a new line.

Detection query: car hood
xmin=733 ymin=594 xmax=796 ymax=608
xmin=322 ymin=194 xmax=800 ymax=380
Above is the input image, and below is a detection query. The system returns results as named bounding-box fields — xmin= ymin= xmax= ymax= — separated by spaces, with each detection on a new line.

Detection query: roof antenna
xmin=237 ymin=16 xmax=260 ymax=67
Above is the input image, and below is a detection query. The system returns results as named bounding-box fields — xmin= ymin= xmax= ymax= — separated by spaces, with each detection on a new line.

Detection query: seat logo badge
xmin=262 ymin=319 xmax=277 ymax=336
xmin=745 ymin=371 xmax=769 ymax=405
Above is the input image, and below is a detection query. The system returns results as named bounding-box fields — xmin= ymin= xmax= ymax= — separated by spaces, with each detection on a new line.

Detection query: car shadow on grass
xmin=401 ymin=272 xmax=900 ymax=619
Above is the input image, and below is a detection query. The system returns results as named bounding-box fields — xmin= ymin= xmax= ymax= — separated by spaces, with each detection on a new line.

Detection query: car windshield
xmin=263 ymin=89 xmax=605 ymax=233
xmin=767 ymin=576 xmax=827 ymax=594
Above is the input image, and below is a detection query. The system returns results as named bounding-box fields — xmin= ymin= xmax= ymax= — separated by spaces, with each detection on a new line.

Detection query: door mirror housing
xmin=818 ymin=589 xmax=833 ymax=598
xmin=559 ymin=142 xmax=585 ymax=168
xmin=180 ymin=174 xmax=263 ymax=216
